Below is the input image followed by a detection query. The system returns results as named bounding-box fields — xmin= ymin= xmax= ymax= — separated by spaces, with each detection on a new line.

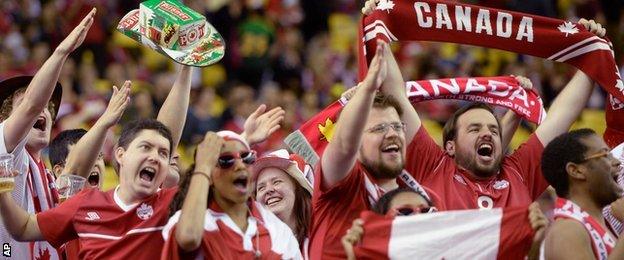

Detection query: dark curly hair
xmin=541 ymin=128 xmax=596 ymax=198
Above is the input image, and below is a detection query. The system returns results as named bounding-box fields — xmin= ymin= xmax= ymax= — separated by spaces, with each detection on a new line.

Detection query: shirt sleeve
xmin=0 ymin=122 xmax=31 ymax=209
xmin=404 ymin=126 xmax=446 ymax=182
xmin=313 ymin=159 xmax=365 ymax=204
xmin=36 ymin=189 xmax=88 ymax=247
xmin=506 ymin=134 xmax=548 ymax=199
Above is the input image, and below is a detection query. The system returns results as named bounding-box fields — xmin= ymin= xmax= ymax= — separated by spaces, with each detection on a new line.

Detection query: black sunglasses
xmin=217 ymin=151 xmax=256 ymax=169
xmin=389 ymin=206 xmax=437 ymax=216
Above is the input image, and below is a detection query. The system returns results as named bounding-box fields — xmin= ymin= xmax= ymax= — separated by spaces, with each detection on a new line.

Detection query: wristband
xmin=193 ymin=171 xmax=211 ymax=182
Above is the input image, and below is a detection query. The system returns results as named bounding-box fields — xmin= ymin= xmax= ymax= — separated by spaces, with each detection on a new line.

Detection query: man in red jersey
xmin=541 ymin=129 xmax=624 ymax=259
xmin=0 ymin=119 xmax=176 ymax=259
xmin=401 ymin=18 xmax=606 ymax=211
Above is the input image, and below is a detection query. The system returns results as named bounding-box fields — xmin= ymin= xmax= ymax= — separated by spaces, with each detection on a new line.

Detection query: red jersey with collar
xmin=406 ymin=127 xmax=548 ymax=210
xmin=161 ymin=200 xmax=301 ymax=259
xmin=36 ymin=186 xmax=177 ymax=259
xmin=308 ymin=137 xmax=444 ymax=260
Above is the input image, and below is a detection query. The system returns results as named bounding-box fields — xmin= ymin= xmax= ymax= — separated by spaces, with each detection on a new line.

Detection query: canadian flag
xmin=354 ymin=207 xmax=534 ymax=259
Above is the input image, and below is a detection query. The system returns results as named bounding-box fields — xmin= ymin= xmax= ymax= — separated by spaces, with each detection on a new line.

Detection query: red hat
xmin=251 ymin=149 xmax=313 ymax=195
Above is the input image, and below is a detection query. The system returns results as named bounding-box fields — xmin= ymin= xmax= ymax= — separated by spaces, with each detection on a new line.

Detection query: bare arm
xmin=535 ymin=19 xmax=604 ymax=146
xmin=500 ymin=110 xmax=520 ymax=150
xmin=157 ymin=65 xmax=192 ymax=149
xmin=380 ymin=41 xmax=421 ymax=143
xmin=535 ymin=71 xmax=593 ymax=145
xmin=3 ymin=9 xmax=96 ymax=152
xmin=544 ymin=220 xmax=595 ymax=259
xmin=500 ymin=76 xmax=533 ymax=149
xmin=0 ymin=190 xmax=43 ymax=241
xmin=62 ymin=81 xmax=130 ymax=178
xmin=321 ymin=41 xmax=387 ymax=189
xmin=175 ymin=132 xmax=223 ymax=252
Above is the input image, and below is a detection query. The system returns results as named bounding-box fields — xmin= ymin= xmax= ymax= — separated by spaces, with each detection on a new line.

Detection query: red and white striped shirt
xmin=0 ymin=122 xmax=59 ymax=259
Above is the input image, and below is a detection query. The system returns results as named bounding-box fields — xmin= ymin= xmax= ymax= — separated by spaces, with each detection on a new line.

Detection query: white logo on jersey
xmin=453 ymin=174 xmax=467 ymax=185
xmin=493 ymin=180 xmax=509 ymax=190
xmin=477 ymin=195 xmax=494 ymax=209
xmin=136 ymin=203 xmax=154 ymax=220
xmin=85 ymin=212 xmax=100 ymax=221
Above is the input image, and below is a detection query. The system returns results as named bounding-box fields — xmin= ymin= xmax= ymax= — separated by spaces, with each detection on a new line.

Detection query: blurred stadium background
xmin=0 ymin=0 xmax=622 ymax=189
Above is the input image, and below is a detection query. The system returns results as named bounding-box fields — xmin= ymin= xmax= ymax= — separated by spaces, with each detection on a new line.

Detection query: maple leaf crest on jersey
xmin=136 ymin=203 xmax=154 ymax=220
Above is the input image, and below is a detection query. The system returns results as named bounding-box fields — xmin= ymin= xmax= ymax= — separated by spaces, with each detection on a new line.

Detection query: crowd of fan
xmin=0 ymin=0 xmax=623 ymax=259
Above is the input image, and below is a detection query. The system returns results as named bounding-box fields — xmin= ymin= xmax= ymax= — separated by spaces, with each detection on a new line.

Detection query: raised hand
xmin=361 ymin=40 xmax=388 ymax=93
xmin=342 ymin=218 xmax=364 ymax=260
xmin=578 ymin=18 xmax=606 ymax=38
xmin=362 ymin=0 xmax=379 ymax=15
xmin=99 ymin=80 xmax=131 ymax=128
xmin=513 ymin=75 xmax=533 ymax=90
xmin=241 ymin=104 xmax=285 ymax=145
xmin=528 ymin=202 xmax=548 ymax=243
xmin=194 ymin=132 xmax=225 ymax=179
xmin=56 ymin=8 xmax=96 ymax=55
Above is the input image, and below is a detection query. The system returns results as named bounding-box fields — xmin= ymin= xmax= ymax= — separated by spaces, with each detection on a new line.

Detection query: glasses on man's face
xmin=217 ymin=151 xmax=256 ymax=169
xmin=365 ymin=122 xmax=406 ymax=135
xmin=388 ymin=206 xmax=437 ymax=217
xmin=580 ymin=150 xmax=613 ymax=162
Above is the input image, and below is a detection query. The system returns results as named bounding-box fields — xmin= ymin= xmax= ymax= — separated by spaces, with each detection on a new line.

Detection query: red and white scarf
xmin=285 ymin=76 xmax=541 ymax=166
xmin=358 ymin=0 xmax=623 ymax=103
xmin=551 ymin=198 xmax=616 ymax=259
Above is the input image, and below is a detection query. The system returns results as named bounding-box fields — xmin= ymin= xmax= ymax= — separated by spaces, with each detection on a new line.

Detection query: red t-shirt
xmin=36 ymin=186 xmax=178 ymax=259
xmin=407 ymin=127 xmax=548 ymax=210
xmin=309 ymin=161 xmax=377 ymax=260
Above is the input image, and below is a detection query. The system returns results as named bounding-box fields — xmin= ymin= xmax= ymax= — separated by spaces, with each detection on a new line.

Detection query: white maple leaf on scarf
xmin=376 ymin=0 xmax=395 ymax=13
xmin=557 ymin=22 xmax=579 ymax=37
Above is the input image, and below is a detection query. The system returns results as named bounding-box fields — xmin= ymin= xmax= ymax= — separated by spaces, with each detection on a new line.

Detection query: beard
xmin=455 ymin=152 xmax=502 ymax=178
xmin=361 ymin=155 xmax=403 ymax=180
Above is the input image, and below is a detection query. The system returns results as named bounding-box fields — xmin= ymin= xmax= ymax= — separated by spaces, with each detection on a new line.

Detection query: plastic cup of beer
xmin=0 ymin=154 xmax=14 ymax=193
xmin=56 ymin=175 xmax=86 ymax=203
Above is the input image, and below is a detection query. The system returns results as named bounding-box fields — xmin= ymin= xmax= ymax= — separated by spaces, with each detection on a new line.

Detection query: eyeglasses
xmin=365 ymin=122 xmax=406 ymax=135
xmin=387 ymin=206 xmax=437 ymax=217
xmin=217 ymin=151 xmax=256 ymax=169
xmin=581 ymin=150 xmax=612 ymax=162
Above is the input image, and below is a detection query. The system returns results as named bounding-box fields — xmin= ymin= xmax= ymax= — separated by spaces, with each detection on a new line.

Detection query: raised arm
xmin=0 ymin=174 xmax=44 ymax=241
xmin=175 ymin=132 xmax=222 ymax=252
xmin=535 ymin=19 xmax=604 ymax=146
xmin=379 ymin=41 xmax=421 ymax=143
xmin=157 ymin=65 xmax=192 ymax=149
xmin=3 ymin=9 xmax=95 ymax=152
xmin=321 ymin=41 xmax=387 ymax=189
xmin=362 ymin=2 xmax=421 ymax=143
xmin=62 ymin=81 xmax=130 ymax=178
xmin=500 ymin=76 xmax=533 ymax=149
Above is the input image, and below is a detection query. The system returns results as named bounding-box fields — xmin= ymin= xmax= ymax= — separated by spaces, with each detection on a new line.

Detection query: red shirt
xmin=36 ymin=186 xmax=177 ymax=259
xmin=407 ymin=127 xmax=548 ymax=210
xmin=161 ymin=200 xmax=301 ymax=259
xmin=309 ymin=161 xmax=379 ymax=260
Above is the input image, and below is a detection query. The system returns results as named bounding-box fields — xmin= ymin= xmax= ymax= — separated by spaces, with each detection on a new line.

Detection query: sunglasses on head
xmin=217 ymin=151 xmax=256 ymax=169
xmin=388 ymin=206 xmax=437 ymax=217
